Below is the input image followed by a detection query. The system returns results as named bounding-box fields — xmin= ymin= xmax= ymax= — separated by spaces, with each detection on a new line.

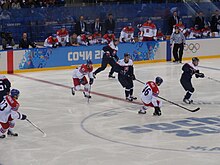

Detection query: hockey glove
xmin=20 ymin=114 xmax=27 ymax=120
xmin=195 ymin=73 xmax=205 ymax=78
xmin=89 ymin=78 xmax=94 ymax=85
xmin=131 ymin=74 xmax=136 ymax=80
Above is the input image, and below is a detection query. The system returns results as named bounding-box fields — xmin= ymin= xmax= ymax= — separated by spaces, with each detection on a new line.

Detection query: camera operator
xmin=19 ymin=32 xmax=36 ymax=49
xmin=1 ymin=32 xmax=15 ymax=50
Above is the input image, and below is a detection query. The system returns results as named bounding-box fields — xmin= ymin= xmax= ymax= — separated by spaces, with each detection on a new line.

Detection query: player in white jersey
xmin=117 ymin=53 xmax=136 ymax=101
xmin=139 ymin=18 xmax=157 ymax=41
xmin=0 ymin=75 xmax=11 ymax=103
xmin=0 ymin=89 xmax=27 ymax=138
xmin=71 ymin=60 xmax=94 ymax=98
xmin=119 ymin=23 xmax=135 ymax=43
xmin=138 ymin=77 xmax=163 ymax=116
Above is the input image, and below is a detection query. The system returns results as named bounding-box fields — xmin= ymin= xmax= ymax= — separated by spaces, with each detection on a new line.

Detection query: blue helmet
xmin=87 ymin=59 xmax=93 ymax=65
xmin=52 ymin=34 xmax=57 ymax=38
xmin=10 ymin=89 xmax=20 ymax=97
xmin=155 ymin=77 xmax=163 ymax=85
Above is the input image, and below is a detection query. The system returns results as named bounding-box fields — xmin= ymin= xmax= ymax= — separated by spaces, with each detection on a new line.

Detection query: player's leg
xmin=108 ymin=59 xmax=117 ymax=78
xmin=128 ymin=79 xmax=137 ymax=100
xmin=83 ymin=83 xmax=91 ymax=98
xmin=0 ymin=122 xmax=10 ymax=139
xmin=93 ymin=58 xmax=108 ymax=76
xmin=118 ymin=76 xmax=130 ymax=100
xmin=7 ymin=118 xmax=18 ymax=136
xmin=153 ymin=100 xmax=162 ymax=116
xmin=181 ymin=79 xmax=194 ymax=104
xmin=71 ymin=78 xmax=81 ymax=95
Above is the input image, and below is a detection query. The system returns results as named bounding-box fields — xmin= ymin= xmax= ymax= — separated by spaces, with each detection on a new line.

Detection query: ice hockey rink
xmin=0 ymin=58 xmax=220 ymax=165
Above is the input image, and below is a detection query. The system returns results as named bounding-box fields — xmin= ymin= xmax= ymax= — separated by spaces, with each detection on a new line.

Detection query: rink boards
xmin=0 ymin=38 xmax=220 ymax=74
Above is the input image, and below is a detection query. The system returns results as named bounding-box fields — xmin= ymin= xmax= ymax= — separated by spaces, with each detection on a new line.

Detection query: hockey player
xmin=117 ymin=53 xmax=137 ymax=101
xmin=102 ymin=30 xmax=115 ymax=44
xmin=189 ymin=25 xmax=202 ymax=39
xmin=71 ymin=60 xmax=94 ymax=98
xmin=0 ymin=75 xmax=11 ymax=103
xmin=93 ymin=39 xmax=119 ymax=78
xmin=139 ymin=18 xmax=157 ymax=41
xmin=138 ymin=77 xmax=163 ymax=116
xmin=0 ymin=89 xmax=27 ymax=138
xmin=56 ymin=25 xmax=69 ymax=46
xmin=119 ymin=23 xmax=135 ymax=43
xmin=44 ymin=34 xmax=59 ymax=48
xmin=180 ymin=57 xmax=204 ymax=104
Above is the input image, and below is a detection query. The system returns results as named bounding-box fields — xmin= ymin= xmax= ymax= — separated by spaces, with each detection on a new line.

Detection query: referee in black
xmin=170 ymin=26 xmax=186 ymax=63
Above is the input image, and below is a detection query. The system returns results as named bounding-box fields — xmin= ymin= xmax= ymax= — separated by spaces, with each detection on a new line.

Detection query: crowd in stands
xmin=1 ymin=4 xmax=220 ymax=50
xmin=0 ymin=0 xmax=65 ymax=9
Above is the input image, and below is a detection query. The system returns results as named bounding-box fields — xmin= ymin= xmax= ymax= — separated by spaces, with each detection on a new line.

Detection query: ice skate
xmin=7 ymin=129 xmax=18 ymax=136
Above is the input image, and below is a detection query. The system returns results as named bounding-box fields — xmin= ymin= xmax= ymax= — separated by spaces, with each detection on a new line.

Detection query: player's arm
xmin=11 ymin=111 xmax=27 ymax=120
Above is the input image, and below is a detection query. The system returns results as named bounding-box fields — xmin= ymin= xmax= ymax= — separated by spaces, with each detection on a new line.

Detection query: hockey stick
xmin=135 ymin=79 xmax=200 ymax=112
xmin=135 ymin=79 xmax=145 ymax=85
xmin=26 ymin=119 xmax=47 ymax=137
xmin=157 ymin=96 xmax=200 ymax=112
xmin=87 ymin=85 xmax=91 ymax=103
xmin=206 ymin=76 xmax=220 ymax=83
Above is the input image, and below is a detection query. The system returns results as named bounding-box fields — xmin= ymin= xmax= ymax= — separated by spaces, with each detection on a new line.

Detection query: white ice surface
xmin=0 ymin=59 xmax=220 ymax=165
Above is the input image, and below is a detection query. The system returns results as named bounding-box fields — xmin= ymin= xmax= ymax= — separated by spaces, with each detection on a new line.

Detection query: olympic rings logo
xmin=184 ymin=43 xmax=200 ymax=53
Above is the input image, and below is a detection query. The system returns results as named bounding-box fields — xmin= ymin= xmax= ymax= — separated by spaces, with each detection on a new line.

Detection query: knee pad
xmin=84 ymin=84 xmax=90 ymax=92
xmin=74 ymin=85 xmax=81 ymax=91
xmin=9 ymin=121 xmax=15 ymax=128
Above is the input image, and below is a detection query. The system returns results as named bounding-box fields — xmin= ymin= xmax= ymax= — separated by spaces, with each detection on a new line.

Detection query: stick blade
xmin=190 ymin=107 xmax=200 ymax=112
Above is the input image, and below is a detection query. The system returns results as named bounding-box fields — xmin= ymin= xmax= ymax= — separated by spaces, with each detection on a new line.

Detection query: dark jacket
xmin=19 ymin=38 xmax=36 ymax=49
xmin=74 ymin=21 xmax=87 ymax=35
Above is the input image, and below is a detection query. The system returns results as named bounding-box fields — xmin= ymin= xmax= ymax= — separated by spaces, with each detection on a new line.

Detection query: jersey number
xmin=0 ymin=100 xmax=8 ymax=111
xmin=0 ymin=80 xmax=4 ymax=91
xmin=142 ymin=85 xmax=151 ymax=96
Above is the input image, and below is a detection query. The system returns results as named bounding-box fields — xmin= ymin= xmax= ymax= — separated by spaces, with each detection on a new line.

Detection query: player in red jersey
xmin=0 ymin=89 xmax=27 ymax=138
xmin=138 ymin=77 xmax=163 ymax=116
xmin=44 ymin=34 xmax=59 ymax=48
xmin=71 ymin=60 xmax=94 ymax=98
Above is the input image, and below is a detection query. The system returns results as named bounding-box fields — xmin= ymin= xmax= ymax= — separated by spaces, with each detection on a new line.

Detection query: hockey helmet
xmin=107 ymin=30 xmax=113 ymax=34
xmin=155 ymin=77 xmax=163 ymax=86
xmin=52 ymin=34 xmax=57 ymax=38
xmin=10 ymin=89 xmax=20 ymax=98
xmin=192 ymin=57 xmax=199 ymax=62
xmin=124 ymin=53 xmax=130 ymax=57
xmin=86 ymin=59 xmax=93 ymax=65
xmin=127 ymin=23 xmax=132 ymax=27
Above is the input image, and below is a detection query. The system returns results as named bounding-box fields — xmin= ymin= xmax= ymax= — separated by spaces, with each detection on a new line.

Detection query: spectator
xmin=11 ymin=0 xmax=21 ymax=9
xmin=69 ymin=33 xmax=80 ymax=46
xmin=104 ymin=13 xmax=115 ymax=33
xmin=156 ymin=28 xmax=165 ymax=41
xmin=44 ymin=34 xmax=59 ymax=48
xmin=1 ymin=0 xmax=11 ymax=10
xmin=19 ymin=32 xmax=36 ymax=49
xmin=139 ymin=18 xmax=157 ymax=41
xmin=195 ymin=11 xmax=205 ymax=30
xmin=75 ymin=15 xmax=87 ymax=35
xmin=168 ymin=11 xmax=180 ymax=35
xmin=210 ymin=10 xmax=220 ymax=35
xmin=56 ymin=25 xmax=69 ymax=46
xmin=91 ymin=17 xmax=103 ymax=34
xmin=1 ymin=32 xmax=15 ymax=50
xmin=0 ymin=10 xmax=10 ymax=20
xmin=119 ymin=23 xmax=135 ymax=43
